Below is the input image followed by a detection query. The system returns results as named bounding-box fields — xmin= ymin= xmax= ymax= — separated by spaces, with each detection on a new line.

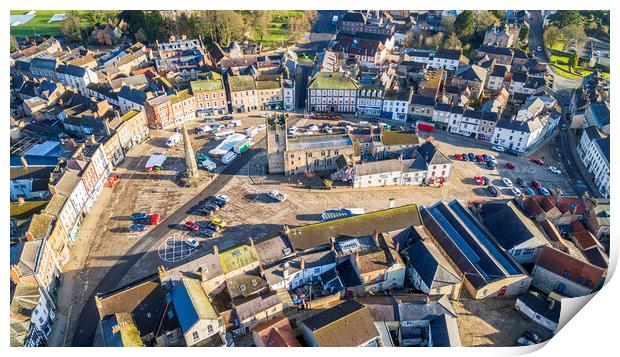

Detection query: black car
xmin=487 ymin=185 xmax=500 ymax=196
xmin=482 ymin=176 xmax=491 ymax=185
xmin=467 ymin=153 xmax=476 ymax=161
xmin=203 ymin=202 xmax=220 ymax=211
xmin=486 ymin=160 xmax=496 ymax=169
xmin=199 ymin=227 xmax=217 ymax=238
xmin=516 ymin=177 xmax=526 ymax=187
xmin=462 ymin=153 xmax=469 ymax=161
xmin=199 ymin=207 xmax=214 ymax=216
xmin=506 ymin=148 xmax=520 ymax=156
xmin=522 ymin=331 xmax=542 ymax=344
xmin=220 ymin=115 xmax=233 ymax=120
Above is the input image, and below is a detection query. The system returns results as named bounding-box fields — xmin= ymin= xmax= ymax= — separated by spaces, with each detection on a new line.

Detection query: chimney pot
xmin=213 ymin=245 xmax=219 ymax=255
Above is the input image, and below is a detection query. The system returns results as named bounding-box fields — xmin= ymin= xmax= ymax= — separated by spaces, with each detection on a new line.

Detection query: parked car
xmin=195 ymin=152 xmax=209 ymax=162
xmin=476 ymin=154 xmax=485 ymax=163
xmin=548 ymin=166 xmax=562 ymax=175
xmin=467 ymin=153 xmax=476 ymax=161
xmin=487 ymin=185 xmax=500 ymax=197
xmin=185 ymin=238 xmax=200 ymax=248
xmin=539 ymin=187 xmax=551 ymax=196
xmin=461 ymin=153 xmax=469 ymax=161
xmin=454 ymin=153 xmax=463 ymax=161
xmin=131 ymin=212 xmax=148 ymax=221
xmin=531 ymin=180 xmax=542 ymax=189
xmin=184 ymin=221 xmax=200 ymax=231
xmin=203 ymin=203 xmax=220 ymax=212
xmin=482 ymin=176 xmax=491 ymax=185
xmin=488 ymin=155 xmax=497 ymax=164
xmin=474 ymin=176 xmax=485 ymax=185
xmin=522 ymin=331 xmax=542 ymax=344
xmin=199 ymin=227 xmax=217 ymax=238
xmin=506 ymin=162 xmax=515 ymax=170
xmin=129 ymin=223 xmax=147 ymax=232
xmin=211 ymin=218 xmax=227 ymax=228
xmin=506 ymin=149 xmax=520 ymax=156
xmin=486 ymin=161 xmax=496 ymax=169
xmin=516 ymin=177 xmax=525 ymax=187
xmin=492 ymin=145 xmax=505 ymax=152
xmin=561 ymin=124 xmax=567 ymax=131
xmin=510 ymin=187 xmax=522 ymax=196
xmin=213 ymin=194 xmax=230 ymax=206
xmin=199 ymin=207 xmax=214 ymax=216
xmin=526 ymin=188 xmax=536 ymax=196
xmin=502 ymin=178 xmax=513 ymax=187
xmin=482 ymin=154 xmax=490 ymax=162
xmin=221 ymin=115 xmax=233 ymax=120
xmin=516 ymin=336 xmax=535 ymax=346
xmin=267 ymin=190 xmax=288 ymax=202
xmin=531 ymin=158 xmax=545 ymax=165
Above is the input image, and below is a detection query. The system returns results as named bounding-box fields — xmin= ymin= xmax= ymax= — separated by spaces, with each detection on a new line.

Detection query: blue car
xmin=526 ymin=188 xmax=536 ymax=196
xmin=131 ymin=212 xmax=148 ymax=221
xmin=129 ymin=223 xmax=147 ymax=232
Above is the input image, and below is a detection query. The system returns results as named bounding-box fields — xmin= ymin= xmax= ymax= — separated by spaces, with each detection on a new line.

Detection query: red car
xmin=531 ymin=180 xmax=542 ymax=189
xmin=184 ymin=221 xmax=200 ymax=231
xmin=531 ymin=158 xmax=545 ymax=165
xmin=474 ymin=176 xmax=485 ymax=185
xmin=506 ymin=162 xmax=516 ymax=170
xmin=150 ymin=213 xmax=160 ymax=225
xmin=476 ymin=155 xmax=485 ymax=163
xmin=454 ymin=154 xmax=463 ymax=161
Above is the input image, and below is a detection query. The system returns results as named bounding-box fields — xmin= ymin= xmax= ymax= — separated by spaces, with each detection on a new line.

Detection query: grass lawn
xmin=547 ymin=47 xmax=610 ymax=79
xmin=252 ymin=10 xmax=305 ymax=47
xmin=10 ymin=10 xmax=66 ymax=37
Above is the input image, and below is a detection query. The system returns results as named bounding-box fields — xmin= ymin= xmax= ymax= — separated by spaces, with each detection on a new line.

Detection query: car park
xmin=531 ymin=158 xmax=545 ymax=165
xmin=506 ymin=162 xmax=515 ymax=170
xmin=185 ymin=238 xmax=200 ymax=248
xmin=548 ymin=166 xmax=562 ymax=175
xmin=492 ymin=145 xmax=505 ymax=152
xmin=531 ymin=180 xmax=542 ymax=189
xmin=510 ymin=187 xmax=522 ymax=196
xmin=502 ymin=178 xmax=513 ymax=187
xmin=211 ymin=218 xmax=227 ymax=228
xmin=487 ymin=185 xmax=500 ymax=197
xmin=184 ymin=221 xmax=200 ymax=231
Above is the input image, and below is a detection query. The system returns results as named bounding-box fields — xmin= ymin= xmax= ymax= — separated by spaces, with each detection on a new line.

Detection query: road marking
xmin=158 ymin=233 xmax=197 ymax=263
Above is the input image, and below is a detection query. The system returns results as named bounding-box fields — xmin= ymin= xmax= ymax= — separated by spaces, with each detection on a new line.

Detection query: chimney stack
xmin=157 ymin=265 xmax=167 ymax=281
xmin=20 ymin=156 xmax=28 ymax=168
xmin=300 ymin=259 xmax=305 ymax=271
xmin=213 ymin=245 xmax=219 ymax=255
xmin=18 ymin=197 xmax=25 ymax=206
xmin=199 ymin=266 xmax=208 ymax=282
xmin=283 ymin=262 xmax=289 ymax=278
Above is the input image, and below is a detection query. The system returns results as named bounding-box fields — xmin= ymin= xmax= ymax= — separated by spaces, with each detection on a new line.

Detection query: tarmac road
xmin=70 ymin=116 xmax=302 ymax=346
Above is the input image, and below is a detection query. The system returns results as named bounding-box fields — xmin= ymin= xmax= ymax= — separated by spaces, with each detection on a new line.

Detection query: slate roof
xmin=490 ymin=64 xmax=508 ymax=78
xmin=101 ymin=313 xmax=144 ymax=347
xmin=56 ymin=64 xmax=87 ymax=77
xmin=308 ymin=72 xmax=359 ymax=90
xmin=594 ymin=136 xmax=610 ymax=163
xmin=588 ymin=102 xmax=610 ymax=127
xmin=287 ymin=204 xmax=422 ymax=251
xmin=117 ymin=86 xmax=147 ymax=105
xmin=301 ymin=300 xmax=379 ymax=347
xmin=232 ymin=290 xmax=281 ymax=322
xmin=512 ymin=71 xmax=528 ymax=83
xmin=253 ymin=235 xmax=293 ymax=268
xmin=478 ymin=200 xmax=549 ymax=250
xmin=434 ymin=49 xmax=461 ymax=60
xmin=170 ymin=277 xmax=218 ymax=333
xmin=479 ymin=45 xmax=514 ymax=57
xmin=417 ymin=141 xmax=452 ymax=165
xmin=517 ymin=291 xmax=560 ymax=323
xmin=10 ymin=240 xmax=44 ymax=277
xmin=411 ymin=94 xmax=436 ymax=106
xmin=455 ymin=65 xmax=487 ymax=82
xmin=534 ymin=246 xmax=606 ymax=289
xmin=341 ymin=11 xmax=366 ymax=23
xmin=403 ymin=239 xmax=461 ymax=290
xmin=429 ymin=313 xmax=462 ymax=346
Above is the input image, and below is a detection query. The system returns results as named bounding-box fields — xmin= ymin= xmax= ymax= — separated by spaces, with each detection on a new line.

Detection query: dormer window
xmin=240 ymin=284 xmax=246 ymax=291
xmin=562 ymin=270 xmax=569 ymax=277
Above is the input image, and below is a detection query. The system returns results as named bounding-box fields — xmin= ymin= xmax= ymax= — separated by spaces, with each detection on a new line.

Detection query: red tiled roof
xmin=539 ymin=219 xmax=569 ymax=252
xmin=556 ymin=197 xmax=585 ymax=215
xmin=535 ymin=246 xmax=606 ymax=289
xmin=525 ymin=197 xmax=545 ymax=216
xmin=252 ymin=315 xmax=301 ymax=347
xmin=571 ymin=221 xmax=601 ymax=250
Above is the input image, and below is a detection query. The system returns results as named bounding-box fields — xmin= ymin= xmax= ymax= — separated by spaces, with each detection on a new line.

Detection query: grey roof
xmin=434 ymin=49 xmax=461 ymax=60
xmin=417 ymin=141 xmax=452 ymax=166
xmin=264 ymin=250 xmax=336 ymax=286
xmin=589 ymin=102 xmax=610 ymax=127
xmin=287 ymin=134 xmax=353 ymax=151
xmin=479 ymin=45 xmax=514 ymax=57
xmin=434 ymin=103 xmax=453 ymax=112
xmin=478 ymin=201 xmax=549 ymax=250
xmin=594 ymin=136 xmax=610 ymax=163
xmin=354 ymin=159 xmax=417 ymax=176
xmin=253 ymin=236 xmax=293 ymax=268
xmin=517 ymin=291 xmax=560 ymax=323
xmin=512 ymin=71 xmax=528 ymax=83
xmin=56 ymin=64 xmax=87 ymax=77
xmin=10 ymin=240 xmax=43 ymax=276
xmin=233 ymin=291 xmax=281 ymax=322
xmin=397 ymin=295 xmax=457 ymax=321
xmin=403 ymin=240 xmax=461 ymax=290
xmin=490 ymin=64 xmax=508 ymax=77
xmin=455 ymin=65 xmax=487 ymax=82
xmin=496 ymin=116 xmax=542 ymax=133
xmin=118 ymin=86 xmax=147 ymax=105
xmin=429 ymin=314 xmax=462 ymax=346
xmin=341 ymin=11 xmax=366 ymax=23
xmin=335 ymin=258 xmax=364 ymax=287
xmin=411 ymin=94 xmax=436 ymax=106
xmin=29 ymin=57 xmax=58 ymax=71
xmin=584 ymin=126 xmax=605 ymax=141
xmin=463 ymin=109 xmax=482 ymax=119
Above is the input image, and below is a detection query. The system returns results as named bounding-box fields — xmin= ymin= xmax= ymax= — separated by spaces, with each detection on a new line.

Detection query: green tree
xmin=519 ymin=26 xmax=529 ymax=41
xmin=143 ymin=11 xmax=166 ymax=42
xmin=454 ymin=10 xmax=475 ymax=37
xmin=568 ymin=51 xmax=579 ymax=69
xmin=550 ymin=10 xmax=582 ymax=28
xmin=253 ymin=10 xmax=272 ymax=42
xmin=443 ymin=33 xmax=462 ymax=49
xmin=543 ymin=26 xmax=563 ymax=49
xmin=561 ymin=23 xmax=587 ymax=49
xmin=10 ymin=36 xmax=18 ymax=53
xmin=61 ymin=11 xmax=84 ymax=43
xmin=490 ymin=10 xmax=505 ymax=19
xmin=473 ymin=11 xmax=498 ymax=32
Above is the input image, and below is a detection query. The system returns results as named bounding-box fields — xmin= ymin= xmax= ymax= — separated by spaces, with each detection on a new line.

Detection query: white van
xmin=259 ymin=112 xmax=268 ymax=118
xmin=221 ymin=151 xmax=237 ymax=164
xmin=199 ymin=159 xmax=217 ymax=172
xmin=358 ymin=121 xmax=369 ymax=126
xmin=228 ymin=120 xmax=242 ymax=127
xmin=166 ymin=133 xmax=182 ymax=147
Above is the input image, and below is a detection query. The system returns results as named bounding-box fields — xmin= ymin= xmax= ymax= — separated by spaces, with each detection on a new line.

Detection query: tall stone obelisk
xmin=182 ymin=123 xmax=198 ymax=179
